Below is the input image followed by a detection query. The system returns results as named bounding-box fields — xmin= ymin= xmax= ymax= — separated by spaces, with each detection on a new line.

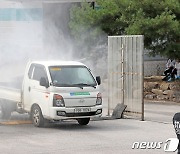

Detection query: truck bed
xmin=0 ymin=86 xmax=21 ymax=102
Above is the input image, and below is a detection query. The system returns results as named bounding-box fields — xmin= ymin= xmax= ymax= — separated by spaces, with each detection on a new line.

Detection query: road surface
xmin=0 ymin=101 xmax=179 ymax=154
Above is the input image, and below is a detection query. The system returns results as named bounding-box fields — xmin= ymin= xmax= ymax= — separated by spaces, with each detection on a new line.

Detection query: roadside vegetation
xmin=69 ymin=0 xmax=180 ymax=59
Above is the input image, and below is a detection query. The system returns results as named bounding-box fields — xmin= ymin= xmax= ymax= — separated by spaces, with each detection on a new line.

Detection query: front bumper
xmin=47 ymin=105 xmax=102 ymax=120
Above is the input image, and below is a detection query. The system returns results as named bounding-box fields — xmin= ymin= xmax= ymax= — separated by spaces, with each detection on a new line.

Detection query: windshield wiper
xmin=51 ymin=83 xmax=96 ymax=89
xmin=51 ymin=83 xmax=72 ymax=87
xmin=52 ymin=83 xmax=84 ymax=89
xmin=72 ymin=83 xmax=96 ymax=89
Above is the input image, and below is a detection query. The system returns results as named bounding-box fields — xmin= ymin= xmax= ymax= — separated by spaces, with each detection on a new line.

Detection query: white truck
xmin=0 ymin=61 xmax=102 ymax=127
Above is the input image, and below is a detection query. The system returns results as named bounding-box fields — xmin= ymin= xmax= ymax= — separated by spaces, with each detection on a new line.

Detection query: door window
xmin=28 ymin=64 xmax=35 ymax=79
xmin=32 ymin=66 xmax=48 ymax=82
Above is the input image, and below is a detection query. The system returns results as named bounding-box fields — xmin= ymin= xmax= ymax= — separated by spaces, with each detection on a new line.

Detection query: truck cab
xmin=22 ymin=61 xmax=102 ymax=127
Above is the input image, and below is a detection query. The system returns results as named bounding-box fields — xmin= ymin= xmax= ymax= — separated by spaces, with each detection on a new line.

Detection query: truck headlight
xmin=53 ymin=94 xmax=65 ymax=107
xmin=96 ymin=93 xmax=102 ymax=105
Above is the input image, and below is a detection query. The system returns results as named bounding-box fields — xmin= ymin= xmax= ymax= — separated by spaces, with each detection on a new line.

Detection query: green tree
xmin=69 ymin=0 xmax=180 ymax=59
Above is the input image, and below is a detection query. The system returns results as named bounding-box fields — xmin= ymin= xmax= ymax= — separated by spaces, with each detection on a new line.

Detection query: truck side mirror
xmin=40 ymin=77 xmax=49 ymax=88
xmin=96 ymin=76 xmax=101 ymax=85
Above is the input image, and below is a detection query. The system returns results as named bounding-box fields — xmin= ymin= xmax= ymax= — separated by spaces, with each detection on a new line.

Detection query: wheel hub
xmin=33 ymin=109 xmax=40 ymax=125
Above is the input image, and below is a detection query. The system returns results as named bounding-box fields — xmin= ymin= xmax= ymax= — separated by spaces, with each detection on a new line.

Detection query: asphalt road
xmin=0 ymin=101 xmax=179 ymax=154
xmin=102 ymin=99 xmax=180 ymax=123
xmin=0 ymin=118 xmax=177 ymax=154
xmin=145 ymin=101 xmax=180 ymax=123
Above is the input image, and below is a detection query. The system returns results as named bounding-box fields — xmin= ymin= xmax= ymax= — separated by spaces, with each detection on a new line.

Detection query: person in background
xmin=175 ymin=59 xmax=180 ymax=79
xmin=173 ymin=113 xmax=180 ymax=154
xmin=163 ymin=59 xmax=176 ymax=81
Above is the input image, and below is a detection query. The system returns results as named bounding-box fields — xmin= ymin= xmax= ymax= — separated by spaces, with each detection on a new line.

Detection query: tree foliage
xmin=69 ymin=0 xmax=180 ymax=59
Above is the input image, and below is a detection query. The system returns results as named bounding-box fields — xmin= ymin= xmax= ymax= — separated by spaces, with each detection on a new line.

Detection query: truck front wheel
xmin=77 ymin=118 xmax=90 ymax=125
xmin=32 ymin=105 xmax=45 ymax=127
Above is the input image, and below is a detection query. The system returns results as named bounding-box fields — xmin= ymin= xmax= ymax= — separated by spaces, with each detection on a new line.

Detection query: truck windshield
xmin=49 ymin=66 xmax=97 ymax=87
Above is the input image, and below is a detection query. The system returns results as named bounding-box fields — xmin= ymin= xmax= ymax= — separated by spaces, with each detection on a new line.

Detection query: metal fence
xmin=108 ymin=35 xmax=144 ymax=120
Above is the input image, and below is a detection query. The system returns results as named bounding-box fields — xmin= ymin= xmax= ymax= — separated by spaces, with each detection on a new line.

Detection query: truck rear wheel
xmin=0 ymin=102 xmax=12 ymax=120
xmin=32 ymin=105 xmax=45 ymax=127
xmin=0 ymin=104 xmax=3 ymax=119
xmin=77 ymin=118 xmax=90 ymax=125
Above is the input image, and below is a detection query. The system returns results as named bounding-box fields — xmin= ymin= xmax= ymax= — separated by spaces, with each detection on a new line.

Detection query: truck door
xmin=23 ymin=64 xmax=35 ymax=111
xmin=30 ymin=65 xmax=50 ymax=116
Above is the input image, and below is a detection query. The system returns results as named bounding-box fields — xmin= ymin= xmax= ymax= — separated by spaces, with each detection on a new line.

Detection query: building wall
xmin=144 ymin=60 xmax=166 ymax=77
xmin=0 ymin=1 xmax=43 ymax=57
xmin=144 ymin=50 xmax=167 ymax=77
xmin=0 ymin=1 xmax=43 ymax=81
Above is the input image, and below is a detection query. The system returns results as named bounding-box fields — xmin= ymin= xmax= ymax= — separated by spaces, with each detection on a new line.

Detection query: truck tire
xmin=2 ymin=110 xmax=11 ymax=120
xmin=0 ymin=104 xmax=3 ymax=119
xmin=32 ymin=105 xmax=45 ymax=127
xmin=77 ymin=118 xmax=90 ymax=125
xmin=0 ymin=102 xmax=12 ymax=120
